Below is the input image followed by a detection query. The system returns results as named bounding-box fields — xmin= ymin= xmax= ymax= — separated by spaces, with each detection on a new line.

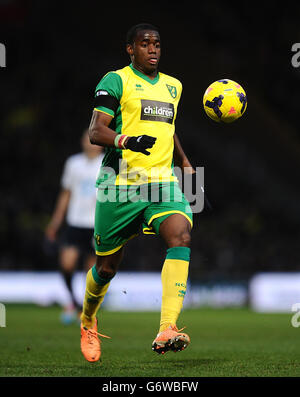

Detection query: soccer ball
xmin=203 ymin=79 xmax=247 ymax=123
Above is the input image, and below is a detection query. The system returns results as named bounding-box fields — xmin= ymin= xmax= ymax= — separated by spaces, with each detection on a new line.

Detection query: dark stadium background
xmin=1 ymin=1 xmax=300 ymax=286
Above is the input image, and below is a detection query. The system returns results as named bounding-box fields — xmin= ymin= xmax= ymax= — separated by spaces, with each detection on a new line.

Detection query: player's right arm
xmin=45 ymin=188 xmax=71 ymax=241
xmin=89 ymin=111 xmax=156 ymax=155
xmin=89 ymin=72 xmax=156 ymax=155
xmin=89 ymin=109 xmax=117 ymax=147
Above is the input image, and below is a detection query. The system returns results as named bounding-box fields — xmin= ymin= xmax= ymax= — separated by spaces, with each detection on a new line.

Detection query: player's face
xmin=128 ymin=30 xmax=161 ymax=77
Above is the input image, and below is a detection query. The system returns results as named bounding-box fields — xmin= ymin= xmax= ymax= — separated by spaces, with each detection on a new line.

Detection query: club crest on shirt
xmin=166 ymin=84 xmax=177 ymax=99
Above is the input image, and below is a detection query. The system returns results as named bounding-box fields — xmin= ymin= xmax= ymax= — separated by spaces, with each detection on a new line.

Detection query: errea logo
xmin=135 ymin=83 xmax=144 ymax=91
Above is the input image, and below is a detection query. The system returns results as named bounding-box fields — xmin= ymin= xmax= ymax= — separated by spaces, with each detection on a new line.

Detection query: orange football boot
xmin=80 ymin=319 xmax=110 ymax=362
xmin=152 ymin=325 xmax=190 ymax=355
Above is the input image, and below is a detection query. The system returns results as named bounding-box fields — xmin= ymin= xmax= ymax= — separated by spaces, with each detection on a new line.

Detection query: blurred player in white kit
xmin=45 ymin=129 xmax=104 ymax=323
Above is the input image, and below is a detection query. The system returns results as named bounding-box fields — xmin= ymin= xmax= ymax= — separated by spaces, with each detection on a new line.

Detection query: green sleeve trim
xmin=166 ymin=246 xmax=190 ymax=262
xmin=94 ymin=106 xmax=115 ymax=117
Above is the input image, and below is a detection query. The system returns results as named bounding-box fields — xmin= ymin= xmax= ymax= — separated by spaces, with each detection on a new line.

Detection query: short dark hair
xmin=126 ymin=23 xmax=159 ymax=45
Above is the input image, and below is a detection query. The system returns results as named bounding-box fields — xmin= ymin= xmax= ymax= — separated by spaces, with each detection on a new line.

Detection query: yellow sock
xmin=159 ymin=247 xmax=190 ymax=333
xmin=81 ymin=265 xmax=113 ymax=329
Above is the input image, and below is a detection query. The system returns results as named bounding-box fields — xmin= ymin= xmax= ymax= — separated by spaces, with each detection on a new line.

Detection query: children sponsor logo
xmin=141 ymin=100 xmax=174 ymax=124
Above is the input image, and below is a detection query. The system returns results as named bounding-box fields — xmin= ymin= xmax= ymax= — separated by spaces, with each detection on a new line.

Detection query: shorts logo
xmin=95 ymin=233 xmax=101 ymax=246
xmin=166 ymin=84 xmax=177 ymax=99
xmin=141 ymin=100 xmax=174 ymax=124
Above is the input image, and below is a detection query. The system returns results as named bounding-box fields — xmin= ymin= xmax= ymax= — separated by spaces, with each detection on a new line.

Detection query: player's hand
xmin=125 ymin=135 xmax=156 ymax=155
xmin=45 ymin=224 xmax=58 ymax=242
xmin=183 ymin=172 xmax=213 ymax=211
xmin=191 ymin=172 xmax=213 ymax=210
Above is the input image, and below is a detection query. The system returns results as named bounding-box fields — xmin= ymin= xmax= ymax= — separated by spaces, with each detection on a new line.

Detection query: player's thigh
xmin=59 ymin=225 xmax=90 ymax=270
xmin=143 ymin=181 xmax=193 ymax=238
xmin=59 ymin=246 xmax=80 ymax=271
xmin=94 ymin=188 xmax=145 ymax=256
xmin=77 ymin=228 xmax=96 ymax=271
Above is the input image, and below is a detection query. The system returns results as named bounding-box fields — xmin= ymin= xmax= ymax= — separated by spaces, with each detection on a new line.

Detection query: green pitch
xmin=1 ymin=304 xmax=300 ymax=377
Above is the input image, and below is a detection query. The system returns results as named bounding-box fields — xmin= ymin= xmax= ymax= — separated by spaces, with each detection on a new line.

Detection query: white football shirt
xmin=61 ymin=152 xmax=104 ymax=228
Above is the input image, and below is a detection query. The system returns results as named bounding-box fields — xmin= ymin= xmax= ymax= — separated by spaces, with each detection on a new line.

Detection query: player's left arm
xmin=173 ymin=133 xmax=195 ymax=174
xmin=174 ymin=133 xmax=212 ymax=210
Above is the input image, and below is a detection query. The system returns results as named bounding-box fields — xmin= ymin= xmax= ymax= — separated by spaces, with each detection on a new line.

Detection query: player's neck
xmin=131 ymin=62 xmax=158 ymax=80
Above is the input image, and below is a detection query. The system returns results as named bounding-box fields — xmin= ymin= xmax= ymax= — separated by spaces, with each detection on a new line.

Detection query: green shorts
xmin=94 ymin=182 xmax=193 ymax=256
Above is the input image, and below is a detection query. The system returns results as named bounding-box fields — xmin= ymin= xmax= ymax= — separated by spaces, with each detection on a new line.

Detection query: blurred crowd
xmin=1 ymin=1 xmax=300 ymax=281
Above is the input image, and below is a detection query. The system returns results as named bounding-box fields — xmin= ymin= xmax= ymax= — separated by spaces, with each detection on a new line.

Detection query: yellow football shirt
xmin=94 ymin=64 xmax=182 ymax=185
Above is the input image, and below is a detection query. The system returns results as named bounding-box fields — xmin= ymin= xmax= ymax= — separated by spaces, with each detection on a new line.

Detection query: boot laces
xmin=86 ymin=328 xmax=111 ymax=344
xmin=170 ymin=325 xmax=186 ymax=333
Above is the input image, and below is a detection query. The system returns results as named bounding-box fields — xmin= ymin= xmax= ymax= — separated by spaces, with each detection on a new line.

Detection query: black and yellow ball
xmin=203 ymin=79 xmax=247 ymax=123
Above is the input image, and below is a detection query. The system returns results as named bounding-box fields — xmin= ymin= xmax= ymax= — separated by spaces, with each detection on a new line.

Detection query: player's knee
xmin=179 ymin=230 xmax=191 ymax=247
xmin=98 ymin=268 xmax=116 ymax=280
xmin=170 ymin=230 xmax=191 ymax=248
xmin=95 ymin=263 xmax=116 ymax=279
xmin=95 ymin=256 xmax=118 ymax=279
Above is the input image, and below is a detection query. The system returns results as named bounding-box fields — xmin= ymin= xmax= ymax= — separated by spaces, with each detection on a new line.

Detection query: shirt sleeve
xmin=94 ymin=72 xmax=123 ymax=118
xmin=61 ymin=157 xmax=73 ymax=190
